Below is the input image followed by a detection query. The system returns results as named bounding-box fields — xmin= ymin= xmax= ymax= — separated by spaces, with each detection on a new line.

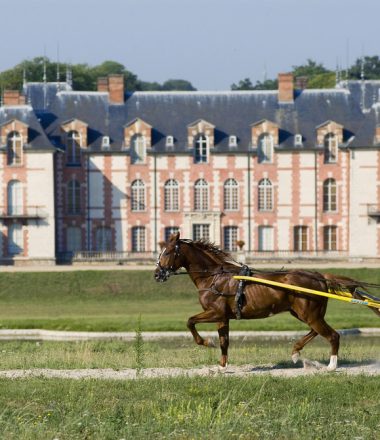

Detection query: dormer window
xmin=194 ymin=135 xmax=208 ymax=163
xmin=229 ymin=135 xmax=237 ymax=147
xmin=7 ymin=131 xmax=22 ymax=166
xmin=294 ymin=134 xmax=302 ymax=146
xmin=324 ymin=133 xmax=337 ymax=163
xmin=131 ymin=134 xmax=146 ymax=164
xmin=166 ymin=136 xmax=174 ymax=148
xmin=258 ymin=133 xmax=273 ymax=163
xmin=101 ymin=136 xmax=110 ymax=150
xmin=66 ymin=130 xmax=81 ymax=165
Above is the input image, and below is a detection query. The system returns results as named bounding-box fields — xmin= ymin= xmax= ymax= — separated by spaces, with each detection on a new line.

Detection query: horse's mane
xmin=184 ymin=239 xmax=235 ymax=265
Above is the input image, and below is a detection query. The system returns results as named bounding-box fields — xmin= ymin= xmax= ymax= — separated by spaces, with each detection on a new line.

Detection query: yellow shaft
xmin=233 ymin=275 xmax=380 ymax=309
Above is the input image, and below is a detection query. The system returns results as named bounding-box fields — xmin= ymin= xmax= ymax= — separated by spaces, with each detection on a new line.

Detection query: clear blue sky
xmin=0 ymin=0 xmax=379 ymax=90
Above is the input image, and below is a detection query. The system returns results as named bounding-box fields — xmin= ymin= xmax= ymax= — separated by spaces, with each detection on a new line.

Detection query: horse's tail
xmin=323 ymin=273 xmax=380 ymax=317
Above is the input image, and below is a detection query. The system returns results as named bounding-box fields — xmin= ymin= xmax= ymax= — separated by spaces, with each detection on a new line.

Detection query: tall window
xmin=164 ymin=226 xmax=180 ymax=242
xmin=258 ymin=178 xmax=273 ymax=211
xmin=66 ymin=227 xmax=82 ymax=252
xmin=294 ymin=226 xmax=308 ymax=251
xmin=258 ymin=133 xmax=273 ymax=163
xmin=8 ymin=223 xmax=23 ymax=255
xmin=7 ymin=131 xmax=22 ymax=166
xmin=194 ymin=179 xmax=209 ymax=211
xmin=164 ymin=179 xmax=179 ymax=211
xmin=194 ymin=135 xmax=208 ymax=163
xmin=323 ymin=226 xmax=337 ymax=251
xmin=323 ymin=178 xmax=337 ymax=212
xmin=224 ymin=179 xmax=239 ymax=211
xmin=224 ymin=226 xmax=238 ymax=251
xmin=132 ymin=226 xmax=146 ymax=252
xmin=95 ymin=226 xmax=112 ymax=251
xmin=7 ymin=180 xmax=22 ymax=215
xmin=67 ymin=179 xmax=81 ymax=215
xmin=131 ymin=180 xmax=146 ymax=211
xmin=67 ymin=131 xmax=81 ymax=165
xmin=131 ymin=134 xmax=146 ymax=164
xmin=324 ymin=133 xmax=337 ymax=163
xmin=258 ymin=226 xmax=274 ymax=251
xmin=193 ymin=224 xmax=210 ymax=241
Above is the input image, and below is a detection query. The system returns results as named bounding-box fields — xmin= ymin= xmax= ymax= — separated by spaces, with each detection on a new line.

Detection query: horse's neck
xmin=182 ymin=247 xmax=219 ymax=283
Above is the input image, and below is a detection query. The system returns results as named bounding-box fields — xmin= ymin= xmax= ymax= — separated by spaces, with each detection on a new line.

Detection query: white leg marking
xmin=327 ymin=355 xmax=338 ymax=371
xmin=292 ymin=352 xmax=300 ymax=364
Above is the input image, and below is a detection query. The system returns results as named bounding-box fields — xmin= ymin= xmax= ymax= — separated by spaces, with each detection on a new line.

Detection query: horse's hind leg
xmin=291 ymin=329 xmax=318 ymax=364
xmin=308 ymin=319 xmax=340 ymax=371
xmin=217 ymin=321 xmax=229 ymax=367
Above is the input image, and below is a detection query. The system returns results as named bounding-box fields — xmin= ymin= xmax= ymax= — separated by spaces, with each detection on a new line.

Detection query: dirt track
xmin=0 ymin=362 xmax=379 ymax=380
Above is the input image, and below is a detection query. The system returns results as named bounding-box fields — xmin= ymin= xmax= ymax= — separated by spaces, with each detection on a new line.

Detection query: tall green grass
xmin=0 ymin=269 xmax=379 ymax=331
xmin=0 ymin=375 xmax=378 ymax=439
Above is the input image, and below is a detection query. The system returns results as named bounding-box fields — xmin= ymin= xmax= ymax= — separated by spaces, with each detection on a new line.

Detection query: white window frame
xmin=166 ymin=136 xmax=174 ymax=148
xmin=164 ymin=226 xmax=180 ymax=242
xmin=194 ymin=135 xmax=208 ymax=163
xmin=258 ymin=178 xmax=273 ymax=211
xmin=224 ymin=178 xmax=239 ymax=211
xmin=323 ymin=225 xmax=337 ymax=251
xmin=164 ymin=179 xmax=179 ymax=211
xmin=324 ymin=133 xmax=338 ymax=163
xmin=258 ymin=226 xmax=274 ymax=251
xmin=258 ymin=133 xmax=273 ymax=163
xmin=67 ymin=179 xmax=81 ymax=215
xmin=132 ymin=226 xmax=146 ymax=252
xmin=224 ymin=226 xmax=238 ymax=251
xmin=194 ymin=179 xmax=209 ymax=211
xmin=294 ymin=226 xmax=308 ymax=251
xmin=7 ymin=180 xmax=23 ymax=215
xmin=229 ymin=135 xmax=237 ymax=147
xmin=8 ymin=222 xmax=23 ymax=255
xmin=192 ymin=224 xmax=210 ymax=241
xmin=131 ymin=180 xmax=146 ymax=211
xmin=7 ymin=131 xmax=23 ymax=166
xmin=131 ymin=134 xmax=146 ymax=164
xmin=67 ymin=130 xmax=81 ymax=165
xmin=323 ymin=178 xmax=337 ymax=212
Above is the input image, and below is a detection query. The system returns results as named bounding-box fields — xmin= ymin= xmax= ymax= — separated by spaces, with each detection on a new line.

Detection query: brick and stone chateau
xmin=1 ymin=72 xmax=380 ymax=265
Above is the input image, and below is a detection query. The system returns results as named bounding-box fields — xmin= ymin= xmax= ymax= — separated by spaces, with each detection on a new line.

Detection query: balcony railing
xmin=57 ymin=251 xmax=156 ymax=264
xmin=0 ymin=206 xmax=48 ymax=219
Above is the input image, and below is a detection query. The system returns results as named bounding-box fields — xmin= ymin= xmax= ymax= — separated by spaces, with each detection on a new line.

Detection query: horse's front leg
xmin=217 ymin=320 xmax=229 ymax=367
xmin=187 ymin=309 xmax=221 ymax=348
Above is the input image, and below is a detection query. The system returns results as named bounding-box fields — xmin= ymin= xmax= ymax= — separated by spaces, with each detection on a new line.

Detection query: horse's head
xmin=154 ymin=232 xmax=183 ymax=282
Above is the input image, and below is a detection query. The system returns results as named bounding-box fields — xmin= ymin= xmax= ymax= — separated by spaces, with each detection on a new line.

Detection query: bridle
xmin=155 ymin=242 xmax=181 ymax=282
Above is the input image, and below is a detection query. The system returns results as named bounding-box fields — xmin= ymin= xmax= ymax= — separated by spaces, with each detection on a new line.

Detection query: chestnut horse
xmin=155 ymin=233 xmax=348 ymax=370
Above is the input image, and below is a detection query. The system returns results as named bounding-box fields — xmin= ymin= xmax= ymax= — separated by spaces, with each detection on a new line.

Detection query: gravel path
xmin=0 ymin=362 xmax=379 ymax=380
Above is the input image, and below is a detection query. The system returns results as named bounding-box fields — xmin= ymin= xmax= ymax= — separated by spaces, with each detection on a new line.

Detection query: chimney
xmin=3 ymin=90 xmax=26 ymax=106
xmin=278 ymin=73 xmax=294 ymax=103
xmin=108 ymin=74 xmax=124 ymax=104
xmin=97 ymin=77 xmax=109 ymax=93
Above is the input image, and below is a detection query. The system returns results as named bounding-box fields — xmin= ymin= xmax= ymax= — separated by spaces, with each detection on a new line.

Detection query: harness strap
xmin=235 ymin=265 xmax=252 ymax=320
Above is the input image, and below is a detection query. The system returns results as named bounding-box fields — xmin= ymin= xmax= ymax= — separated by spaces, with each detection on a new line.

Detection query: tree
xmin=348 ymin=56 xmax=380 ymax=80
xmin=231 ymin=78 xmax=255 ymax=90
xmin=292 ymin=59 xmax=329 ymax=78
xmin=161 ymin=79 xmax=196 ymax=91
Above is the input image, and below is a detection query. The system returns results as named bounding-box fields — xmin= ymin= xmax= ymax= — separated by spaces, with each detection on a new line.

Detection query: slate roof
xmin=0 ymin=105 xmax=54 ymax=151
xmin=16 ymin=80 xmax=380 ymax=153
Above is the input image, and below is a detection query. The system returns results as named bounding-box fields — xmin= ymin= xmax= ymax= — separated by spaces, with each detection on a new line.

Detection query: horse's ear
xmin=174 ymin=231 xmax=180 ymax=241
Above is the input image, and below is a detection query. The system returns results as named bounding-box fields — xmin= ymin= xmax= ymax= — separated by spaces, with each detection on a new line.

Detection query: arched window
xmin=67 ymin=179 xmax=81 ymax=215
xmin=67 ymin=131 xmax=81 ymax=165
xmin=324 ymin=133 xmax=337 ymax=163
xmin=258 ymin=133 xmax=273 ymax=163
xmin=194 ymin=135 xmax=208 ymax=163
xmin=164 ymin=179 xmax=179 ymax=211
xmin=7 ymin=180 xmax=23 ymax=215
xmin=132 ymin=226 xmax=146 ymax=252
xmin=7 ymin=131 xmax=22 ymax=166
xmin=224 ymin=178 xmax=239 ymax=211
xmin=194 ymin=179 xmax=209 ymax=211
xmin=323 ymin=178 xmax=337 ymax=212
xmin=131 ymin=180 xmax=146 ymax=211
xmin=131 ymin=134 xmax=146 ymax=164
xmin=258 ymin=178 xmax=273 ymax=211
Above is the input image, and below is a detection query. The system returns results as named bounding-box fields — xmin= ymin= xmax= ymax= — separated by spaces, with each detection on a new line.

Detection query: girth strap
xmin=235 ymin=265 xmax=252 ymax=320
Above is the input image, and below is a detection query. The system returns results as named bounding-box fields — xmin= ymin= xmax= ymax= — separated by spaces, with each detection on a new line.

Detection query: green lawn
xmin=0 ymin=375 xmax=379 ymax=439
xmin=0 ymin=268 xmax=379 ymax=331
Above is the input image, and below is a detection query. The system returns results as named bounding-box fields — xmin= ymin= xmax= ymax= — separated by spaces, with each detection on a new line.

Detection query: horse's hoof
xmin=326 ymin=355 xmax=338 ymax=371
xmin=219 ymin=364 xmax=228 ymax=373
xmin=205 ymin=338 xmax=216 ymax=348
xmin=291 ymin=352 xmax=300 ymax=364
